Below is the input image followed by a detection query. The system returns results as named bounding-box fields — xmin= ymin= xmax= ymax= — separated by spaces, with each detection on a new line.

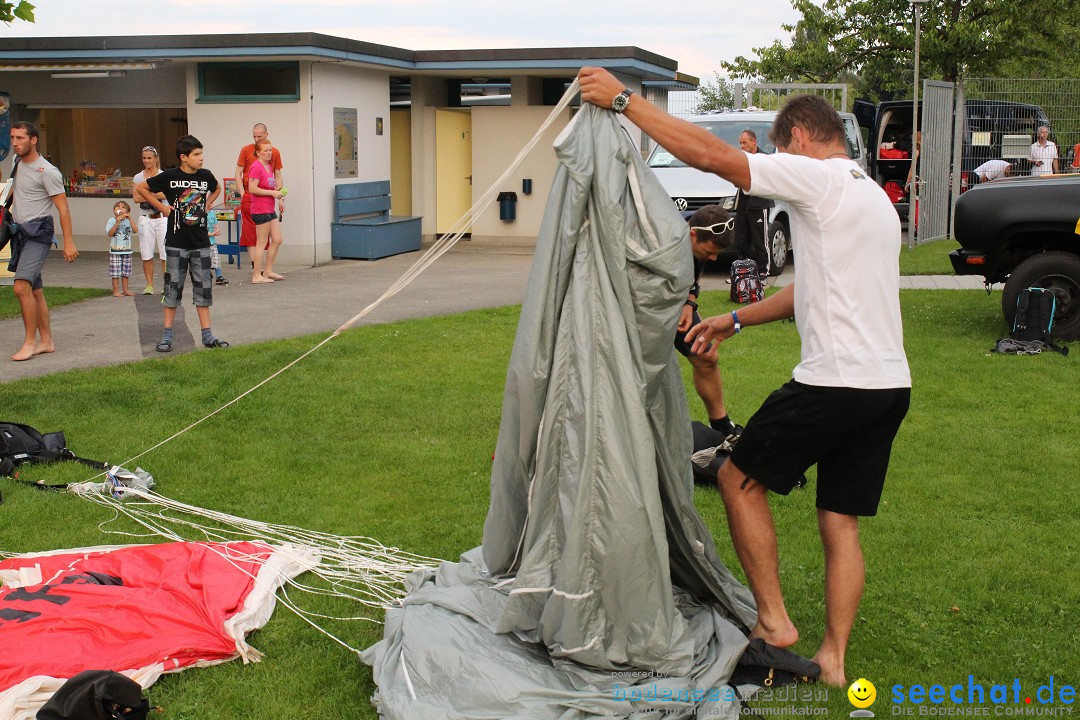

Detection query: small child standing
xmin=206 ymin=209 xmax=229 ymax=286
xmin=106 ymin=201 xmax=137 ymax=296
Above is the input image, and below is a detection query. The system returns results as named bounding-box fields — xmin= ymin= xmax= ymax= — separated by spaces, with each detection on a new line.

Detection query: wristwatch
xmin=611 ymin=89 xmax=633 ymax=114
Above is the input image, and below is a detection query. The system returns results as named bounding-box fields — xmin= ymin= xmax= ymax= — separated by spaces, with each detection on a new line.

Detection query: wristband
xmin=731 ymin=310 xmax=741 ymax=334
xmin=685 ymin=299 xmax=698 ymax=312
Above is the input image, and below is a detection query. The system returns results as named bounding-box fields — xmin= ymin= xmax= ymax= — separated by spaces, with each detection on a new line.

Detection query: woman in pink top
xmin=247 ymin=139 xmax=286 ymax=283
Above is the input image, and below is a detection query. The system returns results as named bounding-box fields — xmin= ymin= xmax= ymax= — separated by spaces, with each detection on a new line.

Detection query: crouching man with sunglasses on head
xmin=676 ymin=206 xmax=742 ymax=442
xmin=579 ymin=67 xmax=911 ymax=687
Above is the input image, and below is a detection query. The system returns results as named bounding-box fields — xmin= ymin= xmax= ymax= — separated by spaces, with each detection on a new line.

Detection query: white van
xmin=646 ymin=109 xmax=868 ymax=275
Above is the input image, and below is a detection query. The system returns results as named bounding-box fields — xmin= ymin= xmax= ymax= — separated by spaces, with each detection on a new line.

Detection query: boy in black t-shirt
xmin=135 ymin=136 xmax=228 ymax=352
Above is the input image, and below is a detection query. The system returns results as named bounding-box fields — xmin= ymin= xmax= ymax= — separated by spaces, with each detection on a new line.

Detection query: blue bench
xmin=331 ymin=181 xmax=422 ymax=260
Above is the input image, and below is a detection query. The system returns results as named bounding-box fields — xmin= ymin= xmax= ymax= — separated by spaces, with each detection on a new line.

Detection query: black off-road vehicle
xmin=950 ymin=174 xmax=1080 ymax=339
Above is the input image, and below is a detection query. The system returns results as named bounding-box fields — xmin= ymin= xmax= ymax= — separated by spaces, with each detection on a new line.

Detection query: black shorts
xmin=674 ymin=310 xmax=704 ymax=358
xmin=252 ymin=212 xmax=278 ymax=225
xmin=729 ymin=380 xmax=910 ymax=516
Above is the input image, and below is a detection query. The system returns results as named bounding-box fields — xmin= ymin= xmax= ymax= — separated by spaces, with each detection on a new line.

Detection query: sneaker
xmin=215 ymin=275 xmax=229 ymax=286
xmin=724 ymin=278 xmax=732 ymax=285
xmin=142 ymin=285 xmax=154 ymax=295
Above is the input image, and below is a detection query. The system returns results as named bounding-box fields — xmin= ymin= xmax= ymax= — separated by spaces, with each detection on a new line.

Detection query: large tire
xmin=1001 ymin=251 xmax=1080 ymax=340
xmin=766 ymin=220 xmax=790 ymax=276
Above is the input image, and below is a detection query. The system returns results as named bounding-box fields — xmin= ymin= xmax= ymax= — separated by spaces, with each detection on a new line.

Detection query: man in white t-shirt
xmin=578 ymin=68 xmax=911 ymax=687
xmin=973 ymin=159 xmax=1012 ymax=183
xmin=1028 ymin=126 xmax=1059 ymax=176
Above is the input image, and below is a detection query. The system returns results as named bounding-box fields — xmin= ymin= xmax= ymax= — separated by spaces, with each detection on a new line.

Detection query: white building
xmin=0 ymin=33 xmax=697 ymax=266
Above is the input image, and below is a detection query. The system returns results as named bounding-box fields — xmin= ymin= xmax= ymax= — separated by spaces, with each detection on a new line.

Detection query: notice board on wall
xmin=334 ymin=107 xmax=358 ymax=178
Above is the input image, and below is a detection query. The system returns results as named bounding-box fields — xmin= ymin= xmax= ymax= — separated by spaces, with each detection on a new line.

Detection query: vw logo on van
xmin=674 ymin=198 xmax=688 ymax=211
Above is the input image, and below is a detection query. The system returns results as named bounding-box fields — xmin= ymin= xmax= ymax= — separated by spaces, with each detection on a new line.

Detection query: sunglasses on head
xmin=691 ymin=218 xmax=735 ymax=235
xmin=142 ymin=146 xmax=157 ymax=153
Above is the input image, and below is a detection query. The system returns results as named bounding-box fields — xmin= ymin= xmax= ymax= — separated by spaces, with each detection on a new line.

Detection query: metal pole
xmin=908 ymin=2 xmax=922 ymax=249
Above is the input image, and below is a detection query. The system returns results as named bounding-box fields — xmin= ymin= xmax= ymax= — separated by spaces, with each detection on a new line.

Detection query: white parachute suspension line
xmin=78 ymin=78 xmax=581 ymax=483
xmin=67 ymin=485 xmax=442 ymax=654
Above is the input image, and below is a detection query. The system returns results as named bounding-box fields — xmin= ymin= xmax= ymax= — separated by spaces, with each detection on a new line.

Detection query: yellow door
xmin=435 ymin=109 xmax=472 ymax=235
xmin=389 ymin=108 xmax=412 ymax=216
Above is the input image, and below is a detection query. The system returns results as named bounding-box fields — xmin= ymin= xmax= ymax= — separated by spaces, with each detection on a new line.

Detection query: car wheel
xmin=766 ymin=220 xmax=790 ymax=276
xmin=1001 ymin=251 xmax=1080 ymax=340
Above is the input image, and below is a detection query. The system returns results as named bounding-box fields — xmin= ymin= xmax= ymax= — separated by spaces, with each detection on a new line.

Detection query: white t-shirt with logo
xmin=11 ymin=154 xmax=64 ymax=223
xmin=745 ymin=151 xmax=911 ymax=389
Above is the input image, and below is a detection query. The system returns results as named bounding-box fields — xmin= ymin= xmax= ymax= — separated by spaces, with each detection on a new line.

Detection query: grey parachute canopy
xmin=362 ymin=103 xmax=757 ymax=719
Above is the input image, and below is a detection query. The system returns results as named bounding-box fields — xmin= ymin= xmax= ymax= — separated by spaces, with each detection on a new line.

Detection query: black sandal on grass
xmin=204 ymin=338 xmax=230 ymax=349
xmin=156 ymin=338 xmax=172 ymax=353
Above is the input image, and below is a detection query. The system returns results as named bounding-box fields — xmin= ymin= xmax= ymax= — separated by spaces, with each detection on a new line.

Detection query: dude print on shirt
xmin=171 ymin=180 xmax=209 ymax=230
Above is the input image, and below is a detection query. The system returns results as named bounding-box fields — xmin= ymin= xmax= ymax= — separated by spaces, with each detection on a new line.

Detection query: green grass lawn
xmin=1 ymin=289 xmax=1076 ymax=718
xmin=0 ymin=286 xmax=112 ymax=320
xmin=898 ymin=236 xmax=960 ymax=275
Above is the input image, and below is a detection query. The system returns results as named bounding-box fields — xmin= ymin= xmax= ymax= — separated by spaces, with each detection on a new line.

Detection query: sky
xmin=2 ymin=0 xmax=803 ymax=81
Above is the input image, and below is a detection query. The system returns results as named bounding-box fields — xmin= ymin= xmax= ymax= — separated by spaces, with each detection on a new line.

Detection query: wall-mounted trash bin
xmin=497 ymin=191 xmax=518 ymax=221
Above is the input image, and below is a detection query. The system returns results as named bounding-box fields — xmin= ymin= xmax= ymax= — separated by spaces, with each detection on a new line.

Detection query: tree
xmin=692 ymin=74 xmax=735 ymax=113
xmin=722 ymin=0 xmax=1079 ymax=101
xmin=1 ymin=1 xmax=34 ymax=23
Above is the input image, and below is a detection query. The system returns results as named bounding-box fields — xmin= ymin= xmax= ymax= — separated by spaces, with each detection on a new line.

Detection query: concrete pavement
xmin=0 ymin=238 xmax=986 ymax=383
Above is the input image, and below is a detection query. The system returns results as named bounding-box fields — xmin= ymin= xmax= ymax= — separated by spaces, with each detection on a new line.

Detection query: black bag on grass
xmin=1012 ymin=287 xmax=1057 ymax=343
xmin=995 ymin=288 xmax=1068 ymax=356
xmin=37 ymin=670 xmax=149 ymax=720
xmin=730 ymin=259 xmax=764 ymax=304
xmin=731 ymin=638 xmax=821 ymax=689
xmin=0 ymin=421 xmax=107 ymax=480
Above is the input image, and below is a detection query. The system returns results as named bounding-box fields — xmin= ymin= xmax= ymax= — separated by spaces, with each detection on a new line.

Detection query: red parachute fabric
xmin=0 ymin=541 xmax=276 ymax=693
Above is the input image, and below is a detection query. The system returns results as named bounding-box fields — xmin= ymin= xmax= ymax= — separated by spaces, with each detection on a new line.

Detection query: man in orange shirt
xmin=234 ymin=123 xmax=283 ymax=254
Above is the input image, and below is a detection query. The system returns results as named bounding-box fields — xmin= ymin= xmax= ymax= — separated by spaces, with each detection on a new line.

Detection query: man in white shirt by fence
xmin=1029 ymin=126 xmax=1059 ymax=176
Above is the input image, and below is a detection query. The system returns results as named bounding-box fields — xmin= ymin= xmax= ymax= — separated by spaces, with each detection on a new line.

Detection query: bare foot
xmin=251 ymin=276 xmax=275 ymax=284
xmin=112 ymin=292 xmax=123 ymax=297
xmin=33 ymin=342 xmax=55 ymax=356
xmin=265 ymin=272 xmax=285 ymax=280
xmin=750 ymin=619 xmax=800 ymax=648
xmin=811 ymin=649 xmax=846 ymax=687
xmin=11 ymin=344 xmax=36 ymax=361
xmin=123 ymin=290 xmax=136 ymax=296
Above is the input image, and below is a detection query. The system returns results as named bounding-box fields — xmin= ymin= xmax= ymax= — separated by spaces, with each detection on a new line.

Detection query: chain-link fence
xmin=668 ymin=90 xmax=703 ymax=118
xmin=740 ymin=83 xmax=850 ymax=112
xmin=668 ymin=83 xmax=852 ymax=118
xmin=960 ymin=78 xmax=1080 ymax=176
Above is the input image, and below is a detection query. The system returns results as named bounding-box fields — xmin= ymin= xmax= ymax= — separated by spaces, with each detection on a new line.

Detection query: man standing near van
xmin=234 ymin=123 xmax=283 ymax=253
xmin=8 ymin=121 xmax=78 ymax=362
xmin=733 ymin=129 xmax=774 ymax=280
xmin=578 ymin=67 xmax=911 ymax=688
xmin=1029 ymin=126 xmax=1059 ymax=176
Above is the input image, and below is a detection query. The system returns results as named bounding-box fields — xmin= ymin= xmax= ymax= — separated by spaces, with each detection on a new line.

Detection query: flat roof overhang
xmin=0 ymin=32 xmax=689 ymax=83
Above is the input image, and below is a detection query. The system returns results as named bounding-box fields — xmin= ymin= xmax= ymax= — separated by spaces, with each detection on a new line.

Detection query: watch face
xmin=612 ymin=92 xmax=630 ymax=113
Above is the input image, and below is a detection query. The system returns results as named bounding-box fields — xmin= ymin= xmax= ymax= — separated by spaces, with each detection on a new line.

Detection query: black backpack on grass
xmin=0 ymin=421 xmax=106 ymax=479
xmin=730 ymin=259 xmax=764 ymax=304
xmin=1009 ymin=288 xmax=1068 ymax=355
